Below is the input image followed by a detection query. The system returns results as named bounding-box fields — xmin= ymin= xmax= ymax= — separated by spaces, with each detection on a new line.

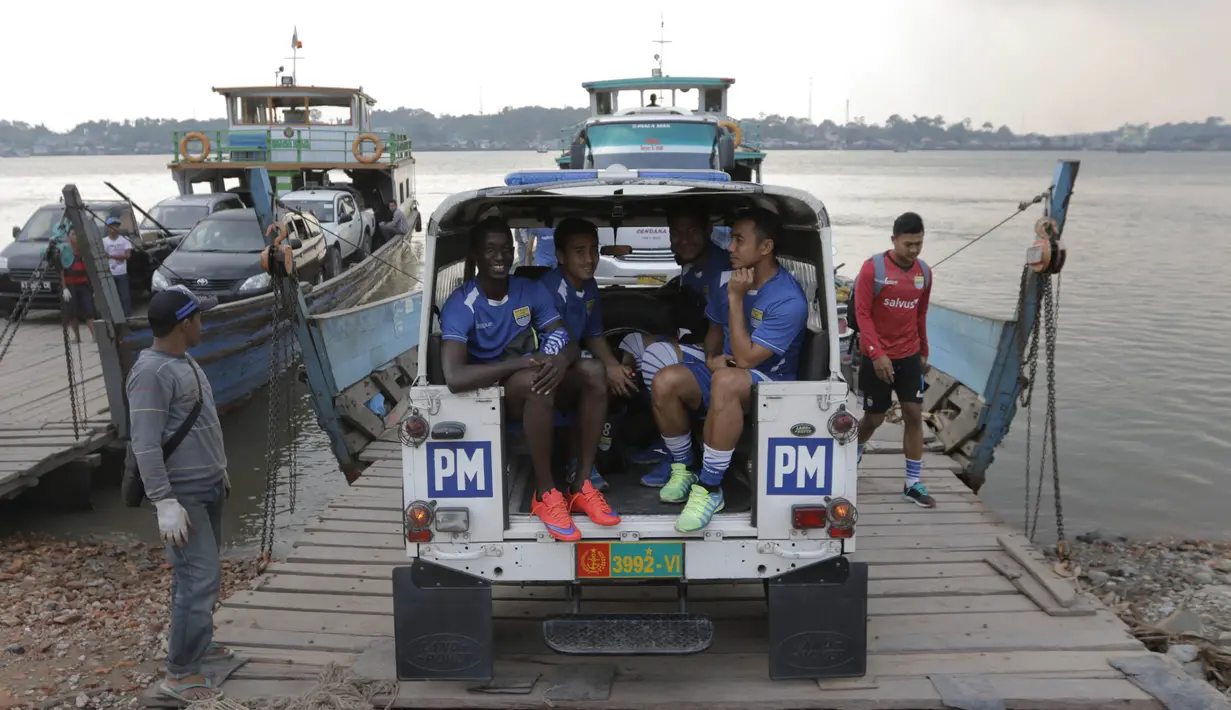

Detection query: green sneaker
xmin=659 ymin=463 xmax=699 ymax=503
xmin=675 ymin=485 xmax=725 ymax=533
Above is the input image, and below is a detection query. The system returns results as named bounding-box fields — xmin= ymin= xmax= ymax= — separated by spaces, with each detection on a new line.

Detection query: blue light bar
xmin=503 ymin=168 xmax=731 ymax=187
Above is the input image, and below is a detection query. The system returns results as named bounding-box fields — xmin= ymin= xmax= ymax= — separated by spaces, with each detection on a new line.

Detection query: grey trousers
xmin=163 ymin=481 xmax=225 ymax=679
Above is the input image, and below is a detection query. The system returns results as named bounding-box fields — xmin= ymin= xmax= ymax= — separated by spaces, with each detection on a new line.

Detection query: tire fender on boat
xmin=179 ymin=132 xmax=211 ymax=162
xmin=718 ymin=121 xmax=742 ymax=149
xmin=352 ymin=134 xmax=383 ymax=164
xmin=260 ymin=222 xmax=295 ymax=276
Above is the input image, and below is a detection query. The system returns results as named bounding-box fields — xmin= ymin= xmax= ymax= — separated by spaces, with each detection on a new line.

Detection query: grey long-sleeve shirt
xmin=383 ymin=209 xmax=409 ymax=236
xmin=126 ymin=350 xmax=227 ymax=501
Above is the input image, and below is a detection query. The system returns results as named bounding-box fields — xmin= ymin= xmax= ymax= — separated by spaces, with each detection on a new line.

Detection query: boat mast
xmin=651 ymin=14 xmax=671 ymax=77
xmin=285 ymin=27 xmax=304 ymax=85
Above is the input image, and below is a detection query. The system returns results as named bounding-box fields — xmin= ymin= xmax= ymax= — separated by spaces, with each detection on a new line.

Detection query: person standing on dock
xmin=59 ymin=228 xmax=95 ymax=343
xmin=127 ymin=286 xmax=232 ymax=704
xmin=853 ymin=211 xmax=936 ymax=509
xmin=102 ymin=217 xmax=134 ymax=317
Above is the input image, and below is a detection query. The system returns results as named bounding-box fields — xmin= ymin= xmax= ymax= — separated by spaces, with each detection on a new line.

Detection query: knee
xmin=710 ymin=368 xmax=750 ymax=405
xmin=576 ymin=358 xmax=605 ymax=390
xmin=901 ymin=406 xmax=923 ymax=426
xmin=650 ymin=364 xmax=690 ymax=403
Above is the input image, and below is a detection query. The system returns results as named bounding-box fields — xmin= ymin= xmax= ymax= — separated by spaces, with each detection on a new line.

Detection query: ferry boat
xmin=84 ymin=76 xmax=422 ymax=413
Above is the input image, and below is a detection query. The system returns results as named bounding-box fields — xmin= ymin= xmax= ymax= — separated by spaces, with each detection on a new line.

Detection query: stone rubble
xmin=0 ymin=534 xmax=257 ymax=709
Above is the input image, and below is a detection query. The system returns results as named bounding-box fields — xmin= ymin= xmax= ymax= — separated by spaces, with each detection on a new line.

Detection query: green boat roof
xmin=582 ymin=77 xmax=735 ymax=91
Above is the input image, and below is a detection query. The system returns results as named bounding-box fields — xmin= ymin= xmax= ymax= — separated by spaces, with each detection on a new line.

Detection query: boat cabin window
xmin=596 ymin=92 xmax=613 ymax=116
xmin=704 ymin=89 xmax=724 ymax=113
xmin=232 ymin=97 xmax=270 ymax=125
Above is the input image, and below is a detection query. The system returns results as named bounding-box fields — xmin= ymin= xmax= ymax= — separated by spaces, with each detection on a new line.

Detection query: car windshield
xmin=281 ymin=199 xmax=334 ymax=223
xmin=177 ymin=217 xmax=263 ymax=253
xmin=15 ymin=204 xmax=123 ymax=241
xmin=141 ymin=203 xmax=209 ymax=231
xmin=586 ymin=122 xmax=716 ymax=170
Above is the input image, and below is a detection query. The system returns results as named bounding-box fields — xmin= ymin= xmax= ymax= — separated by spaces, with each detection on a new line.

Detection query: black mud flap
xmin=392 ymin=560 xmax=493 ymax=681
xmin=767 ymin=556 xmax=868 ymax=680
xmin=544 ymin=613 xmax=713 ymax=655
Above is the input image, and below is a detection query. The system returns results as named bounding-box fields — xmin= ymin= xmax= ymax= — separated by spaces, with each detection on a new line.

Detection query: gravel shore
xmin=0 ymin=534 xmax=258 ymax=709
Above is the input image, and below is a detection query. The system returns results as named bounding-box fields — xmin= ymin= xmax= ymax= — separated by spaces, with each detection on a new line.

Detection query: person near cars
xmin=375 ymin=201 xmax=408 ymax=250
xmin=853 ymin=211 xmax=936 ymax=509
xmin=438 ymin=217 xmax=617 ymax=542
xmin=645 ymin=207 xmax=809 ymax=533
xmin=59 ymin=227 xmax=95 ymax=343
xmin=102 ymin=217 xmax=134 ymax=316
xmin=127 ymin=286 xmax=231 ymax=703
xmin=539 ymin=218 xmax=636 ymax=503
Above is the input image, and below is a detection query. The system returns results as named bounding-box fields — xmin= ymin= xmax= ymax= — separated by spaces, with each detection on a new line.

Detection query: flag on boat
xmin=292 ymin=27 xmax=302 ymax=49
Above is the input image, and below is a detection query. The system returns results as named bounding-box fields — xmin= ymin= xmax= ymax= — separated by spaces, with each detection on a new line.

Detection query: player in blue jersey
xmin=439 ymin=217 xmax=614 ymax=541
xmin=647 ymin=207 xmax=810 ymax=532
xmin=537 ymin=218 xmax=631 ymax=526
xmin=615 ymin=201 xmax=733 ymax=468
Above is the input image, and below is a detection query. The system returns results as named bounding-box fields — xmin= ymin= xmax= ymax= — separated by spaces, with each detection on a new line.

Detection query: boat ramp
xmin=0 ymin=318 xmax=114 ymax=502
xmin=137 ymin=417 xmax=1226 ymax=710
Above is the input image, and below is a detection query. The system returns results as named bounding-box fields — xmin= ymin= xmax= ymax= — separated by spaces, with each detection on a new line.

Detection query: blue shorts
xmin=680 ymin=351 xmax=771 ymax=410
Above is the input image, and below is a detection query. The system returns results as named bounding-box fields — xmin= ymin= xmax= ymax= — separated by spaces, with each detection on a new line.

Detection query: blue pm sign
xmin=427 ymin=442 xmax=494 ymax=498
xmin=766 ymin=437 xmax=833 ymax=495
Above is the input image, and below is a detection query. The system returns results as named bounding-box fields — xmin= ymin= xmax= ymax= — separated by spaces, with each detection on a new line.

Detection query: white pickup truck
xmin=280 ymin=187 xmax=375 ymax=278
xmin=393 ymin=169 xmax=866 ymax=684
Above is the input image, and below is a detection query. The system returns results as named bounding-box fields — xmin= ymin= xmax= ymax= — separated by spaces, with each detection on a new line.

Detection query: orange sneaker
xmin=569 ymin=481 xmax=621 ymax=526
xmin=531 ymin=489 xmax=582 ymax=541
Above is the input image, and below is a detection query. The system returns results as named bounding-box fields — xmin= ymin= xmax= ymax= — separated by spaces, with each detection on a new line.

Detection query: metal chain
xmin=258 ymin=272 xmax=304 ymax=563
xmin=1018 ymin=271 xmax=1065 ymax=555
xmin=0 ymin=260 xmax=51 ymax=366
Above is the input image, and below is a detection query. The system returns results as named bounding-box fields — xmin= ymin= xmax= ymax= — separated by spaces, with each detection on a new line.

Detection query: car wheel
xmin=323 ymin=246 xmax=342 ymax=281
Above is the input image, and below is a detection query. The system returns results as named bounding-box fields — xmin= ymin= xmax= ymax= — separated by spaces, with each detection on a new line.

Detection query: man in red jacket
xmin=853 ymin=212 xmax=935 ymax=508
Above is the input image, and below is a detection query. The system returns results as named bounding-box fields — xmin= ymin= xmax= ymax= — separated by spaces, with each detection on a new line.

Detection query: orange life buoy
xmin=260 ymin=222 xmax=294 ymax=275
xmin=719 ymin=121 xmax=742 ymax=149
xmin=352 ymin=134 xmax=383 ymax=164
xmin=179 ymin=132 xmax=211 ymax=162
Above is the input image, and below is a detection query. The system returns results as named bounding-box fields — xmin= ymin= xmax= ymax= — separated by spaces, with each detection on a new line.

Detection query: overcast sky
xmin=4 ymin=0 xmax=1228 ymax=134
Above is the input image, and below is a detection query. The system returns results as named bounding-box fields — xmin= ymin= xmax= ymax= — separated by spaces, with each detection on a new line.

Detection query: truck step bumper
xmin=544 ymin=613 xmax=714 ymax=655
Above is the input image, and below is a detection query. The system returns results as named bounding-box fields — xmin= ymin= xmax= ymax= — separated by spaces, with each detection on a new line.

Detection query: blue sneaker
xmin=627 ymin=444 xmax=668 ymax=465
xmin=567 ymin=459 xmax=609 ymax=492
xmin=903 ymin=482 xmax=936 ymax=509
xmin=640 ymin=457 xmax=682 ymax=488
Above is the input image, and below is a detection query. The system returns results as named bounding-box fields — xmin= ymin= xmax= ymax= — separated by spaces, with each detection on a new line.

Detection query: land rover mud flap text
xmin=393 ymin=560 xmax=493 ymax=681
xmin=767 ymin=556 xmax=868 ymax=680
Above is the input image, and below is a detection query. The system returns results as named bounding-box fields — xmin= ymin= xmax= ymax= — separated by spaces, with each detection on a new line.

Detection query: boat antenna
xmin=651 ymin=13 xmax=671 ymax=77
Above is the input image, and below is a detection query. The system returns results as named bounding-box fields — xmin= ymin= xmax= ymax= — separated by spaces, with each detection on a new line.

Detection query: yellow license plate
xmin=636 ymin=274 xmax=668 ymax=285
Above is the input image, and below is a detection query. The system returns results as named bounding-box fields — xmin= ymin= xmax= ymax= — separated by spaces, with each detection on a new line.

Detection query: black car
xmin=150 ymin=208 xmax=327 ymax=304
xmin=1 ymin=201 xmax=146 ymax=314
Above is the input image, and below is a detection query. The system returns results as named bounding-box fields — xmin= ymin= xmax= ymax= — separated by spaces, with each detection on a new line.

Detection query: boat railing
xmin=170 ymin=129 xmax=414 ymax=167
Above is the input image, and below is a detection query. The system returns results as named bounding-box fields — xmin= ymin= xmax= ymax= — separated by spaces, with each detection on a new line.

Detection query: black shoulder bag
xmin=121 ymin=358 xmax=204 ymax=508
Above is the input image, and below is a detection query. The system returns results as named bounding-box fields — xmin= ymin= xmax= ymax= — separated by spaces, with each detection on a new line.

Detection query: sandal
xmin=158 ymin=678 xmax=224 ymax=703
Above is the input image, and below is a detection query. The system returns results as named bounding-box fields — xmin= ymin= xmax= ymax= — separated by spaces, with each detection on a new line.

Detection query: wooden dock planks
xmin=0 ymin=320 xmax=115 ymax=500
xmin=142 ymin=428 xmax=1191 ymax=710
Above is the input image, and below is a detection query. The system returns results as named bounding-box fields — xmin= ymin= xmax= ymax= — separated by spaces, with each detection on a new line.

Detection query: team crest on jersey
xmin=513 ymin=306 xmax=532 ymax=327
xmin=914 ymin=275 xmax=925 ymax=289
xmin=751 ymin=308 xmax=764 ymax=326
xmin=585 ymin=299 xmax=594 ymax=314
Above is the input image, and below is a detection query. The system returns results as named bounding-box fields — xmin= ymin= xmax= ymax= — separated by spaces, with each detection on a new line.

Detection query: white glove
xmin=62 ymin=288 xmax=71 ymax=302
xmin=154 ymin=499 xmax=191 ymax=547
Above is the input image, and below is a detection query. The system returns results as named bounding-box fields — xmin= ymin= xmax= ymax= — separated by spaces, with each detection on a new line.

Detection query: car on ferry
xmin=149 ymin=207 xmax=327 ymax=303
xmin=0 ymin=200 xmax=143 ymax=314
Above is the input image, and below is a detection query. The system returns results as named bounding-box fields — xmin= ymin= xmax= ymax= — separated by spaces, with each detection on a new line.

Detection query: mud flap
xmin=392 ymin=560 xmax=493 ymax=682
xmin=767 ymin=556 xmax=868 ymax=680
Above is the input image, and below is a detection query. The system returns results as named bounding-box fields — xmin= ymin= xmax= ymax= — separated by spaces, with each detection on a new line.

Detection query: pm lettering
xmin=427 ymin=442 xmax=493 ymax=498
xmin=767 ymin=437 xmax=833 ymax=495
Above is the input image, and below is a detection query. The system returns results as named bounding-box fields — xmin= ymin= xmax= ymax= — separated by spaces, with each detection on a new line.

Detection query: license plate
xmin=576 ymin=542 xmax=683 ymax=579
xmin=636 ymin=274 xmax=668 ymax=285
xmin=20 ymin=280 xmax=51 ymax=292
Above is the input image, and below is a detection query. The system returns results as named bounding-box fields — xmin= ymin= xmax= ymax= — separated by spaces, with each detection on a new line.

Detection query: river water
xmin=1 ymin=150 xmax=1228 ymax=552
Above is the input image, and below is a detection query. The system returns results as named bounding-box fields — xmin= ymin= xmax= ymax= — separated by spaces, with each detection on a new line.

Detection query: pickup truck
xmin=280 ymin=188 xmax=375 ymax=279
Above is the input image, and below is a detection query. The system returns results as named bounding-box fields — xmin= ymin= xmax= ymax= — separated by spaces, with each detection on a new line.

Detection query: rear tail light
xmin=791 ymin=505 xmax=828 ymax=530
xmin=826 ymin=497 xmax=857 ymax=534
xmin=401 ymin=410 xmax=429 ymax=447
xmin=406 ymin=500 xmax=434 ymax=543
xmin=827 ymin=405 xmax=859 ymax=443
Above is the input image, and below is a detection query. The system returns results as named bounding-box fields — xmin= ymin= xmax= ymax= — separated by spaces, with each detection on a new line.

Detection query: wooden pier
xmin=140 ymin=416 xmax=1231 ymax=710
xmin=0 ymin=318 xmax=115 ymax=501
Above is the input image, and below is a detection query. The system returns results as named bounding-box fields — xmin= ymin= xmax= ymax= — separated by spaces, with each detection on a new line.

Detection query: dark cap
xmin=149 ymin=286 xmax=217 ymax=330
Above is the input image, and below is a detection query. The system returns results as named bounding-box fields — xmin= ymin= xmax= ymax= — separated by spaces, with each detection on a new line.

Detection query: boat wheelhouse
xmin=168 ymin=83 xmax=419 ymax=229
xmin=556 ymin=76 xmax=767 ymax=182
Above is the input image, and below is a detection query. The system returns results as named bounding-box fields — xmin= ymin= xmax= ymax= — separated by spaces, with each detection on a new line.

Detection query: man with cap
xmin=102 ymin=217 xmax=134 ymax=316
xmin=128 ymin=286 xmax=231 ymax=703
